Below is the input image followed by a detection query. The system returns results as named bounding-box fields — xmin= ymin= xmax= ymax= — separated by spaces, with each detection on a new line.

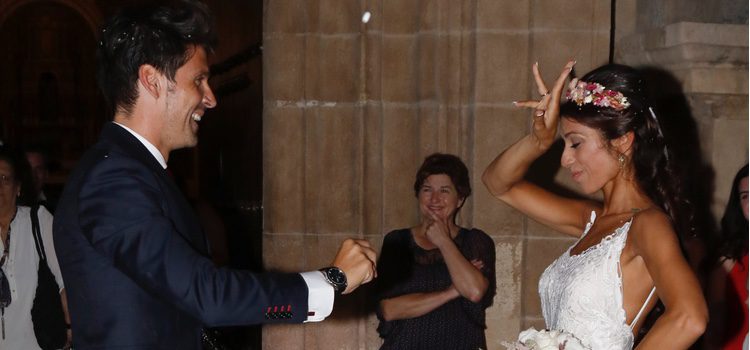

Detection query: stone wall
xmin=262 ymin=1 xmax=747 ymax=349
xmin=618 ymin=3 xmax=749 ymax=217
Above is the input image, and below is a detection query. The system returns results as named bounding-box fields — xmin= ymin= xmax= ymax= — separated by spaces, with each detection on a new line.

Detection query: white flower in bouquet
xmin=503 ymin=327 xmax=589 ymax=350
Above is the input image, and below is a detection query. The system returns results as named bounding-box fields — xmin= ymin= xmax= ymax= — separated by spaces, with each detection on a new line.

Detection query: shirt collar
xmin=112 ymin=122 xmax=167 ymax=169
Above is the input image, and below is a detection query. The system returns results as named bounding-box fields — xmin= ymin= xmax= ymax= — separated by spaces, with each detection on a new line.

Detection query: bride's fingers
xmin=549 ymin=60 xmax=576 ymax=106
xmin=514 ymin=100 xmax=547 ymax=119
xmin=513 ymin=100 xmax=545 ymax=109
xmin=532 ymin=62 xmax=549 ymax=97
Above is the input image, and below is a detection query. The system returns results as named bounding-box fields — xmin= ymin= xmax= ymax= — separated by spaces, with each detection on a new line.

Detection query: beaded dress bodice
xmin=538 ymin=211 xmax=653 ymax=350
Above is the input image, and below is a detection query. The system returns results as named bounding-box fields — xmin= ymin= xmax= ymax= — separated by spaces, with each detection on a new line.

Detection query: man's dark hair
xmin=96 ymin=0 xmax=217 ymax=117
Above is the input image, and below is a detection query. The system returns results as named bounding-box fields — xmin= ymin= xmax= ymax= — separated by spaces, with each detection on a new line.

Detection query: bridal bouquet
xmin=502 ymin=327 xmax=589 ymax=350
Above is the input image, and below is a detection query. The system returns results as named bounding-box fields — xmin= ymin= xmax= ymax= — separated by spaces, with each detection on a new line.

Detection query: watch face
xmin=322 ymin=267 xmax=347 ymax=293
xmin=328 ymin=269 xmax=345 ymax=284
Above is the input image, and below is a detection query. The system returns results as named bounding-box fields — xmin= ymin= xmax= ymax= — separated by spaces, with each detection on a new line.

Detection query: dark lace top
xmin=375 ymin=227 xmax=496 ymax=350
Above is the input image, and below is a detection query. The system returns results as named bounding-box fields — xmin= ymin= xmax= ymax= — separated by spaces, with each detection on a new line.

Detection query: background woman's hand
xmin=513 ymin=60 xmax=575 ymax=150
xmin=424 ymin=210 xmax=452 ymax=248
xmin=470 ymin=259 xmax=484 ymax=271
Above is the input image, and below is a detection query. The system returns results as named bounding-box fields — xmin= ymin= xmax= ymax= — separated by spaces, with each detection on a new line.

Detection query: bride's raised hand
xmin=514 ymin=60 xmax=575 ymax=150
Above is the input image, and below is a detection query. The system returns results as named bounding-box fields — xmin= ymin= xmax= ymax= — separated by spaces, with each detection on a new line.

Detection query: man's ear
xmin=611 ymin=131 xmax=635 ymax=155
xmin=138 ymin=64 xmax=162 ymax=100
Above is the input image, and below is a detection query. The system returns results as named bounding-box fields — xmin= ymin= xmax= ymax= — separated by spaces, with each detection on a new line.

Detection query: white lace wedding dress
xmin=538 ymin=211 xmax=656 ymax=350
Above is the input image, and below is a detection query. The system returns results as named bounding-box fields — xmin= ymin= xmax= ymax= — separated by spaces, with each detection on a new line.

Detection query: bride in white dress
xmin=482 ymin=61 xmax=707 ymax=349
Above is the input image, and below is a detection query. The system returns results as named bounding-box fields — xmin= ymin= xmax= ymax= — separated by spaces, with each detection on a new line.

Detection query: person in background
xmin=705 ymin=164 xmax=749 ymax=349
xmin=53 ymin=1 xmax=377 ymax=349
xmin=483 ymin=61 xmax=707 ymax=349
xmin=0 ymin=147 xmax=71 ymax=349
xmin=25 ymin=148 xmax=57 ymax=213
xmin=376 ymin=153 xmax=496 ymax=350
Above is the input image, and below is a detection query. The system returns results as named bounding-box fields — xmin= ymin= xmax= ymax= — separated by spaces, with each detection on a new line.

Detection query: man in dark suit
xmin=53 ymin=1 xmax=377 ymax=348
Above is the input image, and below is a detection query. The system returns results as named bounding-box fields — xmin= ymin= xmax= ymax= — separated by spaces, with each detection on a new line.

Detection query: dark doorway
xmin=171 ymin=1 xmax=266 ymax=349
xmin=1 ymin=1 xmax=265 ymax=348
xmin=0 ymin=1 xmax=103 ymax=193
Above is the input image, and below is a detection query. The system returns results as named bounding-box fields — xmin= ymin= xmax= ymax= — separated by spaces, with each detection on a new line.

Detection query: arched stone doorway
xmin=0 ymin=0 xmax=103 ymax=189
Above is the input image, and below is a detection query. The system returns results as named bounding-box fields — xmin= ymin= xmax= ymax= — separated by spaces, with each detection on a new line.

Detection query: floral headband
xmin=565 ymin=78 xmax=631 ymax=111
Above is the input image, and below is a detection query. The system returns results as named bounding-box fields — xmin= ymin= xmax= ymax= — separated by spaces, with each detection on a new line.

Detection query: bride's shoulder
xmin=632 ymin=206 xmax=670 ymax=224
xmin=628 ymin=207 xmax=679 ymax=249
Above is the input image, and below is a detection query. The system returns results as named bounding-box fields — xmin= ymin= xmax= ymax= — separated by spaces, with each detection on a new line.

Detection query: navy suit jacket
xmin=54 ymin=123 xmax=308 ymax=349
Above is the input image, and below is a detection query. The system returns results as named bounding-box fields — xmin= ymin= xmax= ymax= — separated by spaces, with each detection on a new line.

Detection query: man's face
xmin=160 ymin=46 xmax=216 ymax=152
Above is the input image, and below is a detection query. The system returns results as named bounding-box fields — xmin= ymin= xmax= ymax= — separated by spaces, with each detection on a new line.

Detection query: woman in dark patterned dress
xmin=376 ymin=153 xmax=496 ymax=350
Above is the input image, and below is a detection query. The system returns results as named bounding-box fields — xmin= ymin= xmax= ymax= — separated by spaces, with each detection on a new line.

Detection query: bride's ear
xmin=610 ymin=131 xmax=634 ymax=155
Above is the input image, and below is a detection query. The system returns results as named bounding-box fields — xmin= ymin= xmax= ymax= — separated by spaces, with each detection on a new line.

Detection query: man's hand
xmin=331 ymin=238 xmax=377 ymax=294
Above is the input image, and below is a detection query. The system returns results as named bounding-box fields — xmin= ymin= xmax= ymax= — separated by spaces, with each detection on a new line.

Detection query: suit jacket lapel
xmin=161 ymin=173 xmax=210 ymax=255
xmin=100 ymin=123 xmax=164 ymax=173
xmin=99 ymin=123 xmax=209 ymax=256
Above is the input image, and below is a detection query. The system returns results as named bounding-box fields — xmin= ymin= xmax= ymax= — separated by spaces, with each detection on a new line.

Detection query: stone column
xmin=262 ymin=1 xmax=624 ymax=349
xmin=617 ymin=1 xmax=748 ymax=218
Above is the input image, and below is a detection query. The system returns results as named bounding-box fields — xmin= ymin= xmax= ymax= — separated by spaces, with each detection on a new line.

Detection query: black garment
xmin=29 ymin=205 xmax=67 ymax=350
xmin=376 ymin=228 xmax=496 ymax=350
xmin=36 ymin=192 xmax=58 ymax=214
xmin=54 ymin=123 xmax=309 ymax=349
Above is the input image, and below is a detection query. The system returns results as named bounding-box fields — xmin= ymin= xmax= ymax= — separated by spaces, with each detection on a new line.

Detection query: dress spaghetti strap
xmin=629 ymin=286 xmax=656 ymax=329
xmin=626 ymin=207 xmax=656 ymax=330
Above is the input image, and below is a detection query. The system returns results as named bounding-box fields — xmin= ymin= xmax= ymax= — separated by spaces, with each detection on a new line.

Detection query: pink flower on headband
xmin=566 ymin=78 xmax=630 ymax=111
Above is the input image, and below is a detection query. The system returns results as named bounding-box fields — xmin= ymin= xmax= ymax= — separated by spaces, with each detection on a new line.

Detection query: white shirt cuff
xmin=300 ymin=271 xmax=334 ymax=322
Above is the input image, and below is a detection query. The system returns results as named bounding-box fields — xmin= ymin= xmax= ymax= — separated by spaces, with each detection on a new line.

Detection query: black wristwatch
xmin=319 ymin=266 xmax=347 ymax=295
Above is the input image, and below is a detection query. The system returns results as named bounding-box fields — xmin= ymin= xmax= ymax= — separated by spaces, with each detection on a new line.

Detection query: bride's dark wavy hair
xmin=560 ymin=64 xmax=693 ymax=238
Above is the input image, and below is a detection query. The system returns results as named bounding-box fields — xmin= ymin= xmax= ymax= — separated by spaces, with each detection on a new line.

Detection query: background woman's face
xmin=739 ymin=176 xmax=748 ymax=220
xmin=0 ymin=160 xmax=19 ymax=208
xmin=418 ymin=174 xmax=462 ymax=221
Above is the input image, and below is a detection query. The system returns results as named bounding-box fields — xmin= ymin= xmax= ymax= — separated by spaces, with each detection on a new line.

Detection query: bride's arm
xmin=482 ymin=61 xmax=594 ymax=237
xmin=632 ymin=211 xmax=707 ymax=349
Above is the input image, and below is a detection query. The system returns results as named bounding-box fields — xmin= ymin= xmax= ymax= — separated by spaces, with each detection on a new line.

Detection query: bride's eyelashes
xmin=564 ymin=139 xmax=582 ymax=149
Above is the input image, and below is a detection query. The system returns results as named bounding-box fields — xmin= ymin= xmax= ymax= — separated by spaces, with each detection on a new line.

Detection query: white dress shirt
xmin=112 ymin=122 xmax=334 ymax=322
xmin=0 ymin=206 xmax=63 ymax=350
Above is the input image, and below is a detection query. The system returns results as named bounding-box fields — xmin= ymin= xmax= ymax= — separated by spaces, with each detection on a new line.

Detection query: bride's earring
xmin=617 ymin=153 xmax=626 ymax=169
